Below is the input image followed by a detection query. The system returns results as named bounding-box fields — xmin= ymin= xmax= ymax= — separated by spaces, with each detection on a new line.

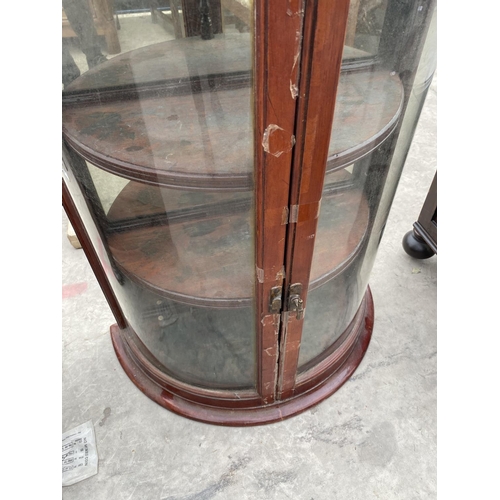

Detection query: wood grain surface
xmin=62 ymin=36 xmax=402 ymax=189
xmin=105 ymin=174 xmax=368 ymax=306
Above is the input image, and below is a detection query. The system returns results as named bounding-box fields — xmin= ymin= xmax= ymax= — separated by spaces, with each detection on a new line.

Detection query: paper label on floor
xmin=62 ymin=420 xmax=98 ymax=486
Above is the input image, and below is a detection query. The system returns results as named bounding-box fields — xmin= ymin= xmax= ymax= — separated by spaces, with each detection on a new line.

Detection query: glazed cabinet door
xmin=277 ymin=0 xmax=436 ymax=399
xmin=274 ymin=0 xmax=352 ymax=400
xmin=62 ymin=0 xmax=436 ymax=424
xmin=253 ymin=0 xmax=307 ymax=405
xmin=62 ymin=0 xmax=311 ymax=422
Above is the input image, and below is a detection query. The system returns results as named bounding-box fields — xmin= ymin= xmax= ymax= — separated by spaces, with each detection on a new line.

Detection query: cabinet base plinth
xmin=110 ymin=289 xmax=374 ymax=426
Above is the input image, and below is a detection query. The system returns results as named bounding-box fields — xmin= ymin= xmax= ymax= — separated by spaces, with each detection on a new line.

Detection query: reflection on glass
xmin=62 ymin=0 xmax=113 ymax=87
xmin=299 ymin=0 xmax=430 ymax=371
xmin=297 ymin=59 xmax=406 ymax=368
xmin=344 ymin=0 xmax=388 ymax=57
xmin=62 ymin=1 xmax=257 ymax=389
xmin=357 ymin=6 xmax=437 ymax=298
xmin=298 ymin=164 xmax=372 ymax=368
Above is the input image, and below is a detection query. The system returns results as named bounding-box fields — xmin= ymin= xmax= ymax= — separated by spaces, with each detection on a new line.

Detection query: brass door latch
xmin=269 ymin=283 xmax=304 ymax=319
xmin=288 ymin=283 xmax=304 ymax=320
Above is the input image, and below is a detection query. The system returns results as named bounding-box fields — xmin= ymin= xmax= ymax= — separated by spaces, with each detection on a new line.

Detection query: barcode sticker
xmin=62 ymin=420 xmax=98 ymax=487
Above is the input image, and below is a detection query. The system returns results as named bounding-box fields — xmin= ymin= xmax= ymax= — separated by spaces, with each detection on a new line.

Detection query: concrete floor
xmin=62 ymin=13 xmax=437 ymax=500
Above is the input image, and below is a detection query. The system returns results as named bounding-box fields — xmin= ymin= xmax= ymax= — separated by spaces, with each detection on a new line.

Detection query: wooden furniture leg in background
xmin=67 ymin=221 xmax=82 ymax=249
xmin=221 ymin=0 xmax=250 ymax=30
xmin=345 ymin=0 xmax=361 ymax=46
xmin=91 ymin=0 xmax=121 ymax=54
xmin=150 ymin=0 xmax=184 ymax=38
xmin=62 ymin=0 xmax=121 ymax=55
xmin=403 ymin=172 xmax=437 ymax=259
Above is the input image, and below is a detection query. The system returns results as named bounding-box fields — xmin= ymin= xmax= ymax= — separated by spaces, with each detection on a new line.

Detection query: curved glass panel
xmin=298 ymin=0 xmax=436 ymax=370
xmin=62 ymin=1 xmax=257 ymax=389
xmin=344 ymin=0 xmax=389 ymax=57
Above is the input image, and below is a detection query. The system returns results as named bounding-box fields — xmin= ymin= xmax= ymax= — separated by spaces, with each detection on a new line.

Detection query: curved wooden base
xmin=110 ymin=288 xmax=374 ymax=426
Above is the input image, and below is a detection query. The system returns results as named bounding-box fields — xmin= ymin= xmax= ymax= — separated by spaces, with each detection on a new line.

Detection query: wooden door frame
xmin=276 ymin=0 xmax=352 ymax=400
xmin=253 ymin=0 xmax=306 ymax=404
xmin=276 ymin=0 xmax=437 ymax=399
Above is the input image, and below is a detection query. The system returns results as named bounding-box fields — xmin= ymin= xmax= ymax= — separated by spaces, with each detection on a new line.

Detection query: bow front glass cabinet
xmin=62 ymin=0 xmax=436 ymax=425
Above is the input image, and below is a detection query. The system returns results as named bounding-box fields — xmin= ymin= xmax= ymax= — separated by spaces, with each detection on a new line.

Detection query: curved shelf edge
xmin=326 ymin=92 xmax=403 ymax=173
xmin=114 ymin=245 xmax=365 ymax=308
xmin=63 ymin=130 xmax=254 ymax=192
xmin=106 ymin=185 xmax=370 ymax=308
xmin=308 ymin=217 xmax=369 ymax=293
xmin=63 ymin=110 xmax=401 ymax=191
xmin=62 ymin=70 xmax=404 ymax=190
xmin=110 ymin=288 xmax=374 ymax=426
xmin=116 ymin=261 xmax=254 ymax=308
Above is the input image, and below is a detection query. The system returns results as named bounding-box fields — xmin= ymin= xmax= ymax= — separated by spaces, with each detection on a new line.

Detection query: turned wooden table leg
xmin=94 ymin=0 xmax=121 ymax=54
xmin=403 ymin=173 xmax=437 ymax=259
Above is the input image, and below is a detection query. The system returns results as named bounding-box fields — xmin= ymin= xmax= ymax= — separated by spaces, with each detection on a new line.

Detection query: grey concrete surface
xmin=62 ymin=16 xmax=437 ymax=500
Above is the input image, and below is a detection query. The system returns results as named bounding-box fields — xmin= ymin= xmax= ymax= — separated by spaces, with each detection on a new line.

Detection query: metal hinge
xmin=269 ymin=286 xmax=282 ymax=313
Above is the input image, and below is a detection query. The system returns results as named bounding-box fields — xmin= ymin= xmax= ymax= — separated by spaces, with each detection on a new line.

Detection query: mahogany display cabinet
xmin=62 ymin=0 xmax=437 ymax=426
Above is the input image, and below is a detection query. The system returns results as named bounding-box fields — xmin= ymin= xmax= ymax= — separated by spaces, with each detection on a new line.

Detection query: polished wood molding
xmin=62 ymin=178 xmax=127 ymax=329
xmin=109 ymin=287 xmax=373 ymax=425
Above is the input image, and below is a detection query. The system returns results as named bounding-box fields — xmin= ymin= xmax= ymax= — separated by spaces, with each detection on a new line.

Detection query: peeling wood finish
xmin=262 ymin=124 xmax=295 ymax=158
xmin=254 ymin=0 xmax=305 ymax=403
xmin=278 ymin=0 xmax=352 ymax=399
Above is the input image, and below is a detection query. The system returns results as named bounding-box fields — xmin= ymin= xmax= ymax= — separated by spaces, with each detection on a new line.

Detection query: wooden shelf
xmin=327 ymin=70 xmax=403 ymax=171
xmin=106 ymin=175 xmax=369 ymax=307
xmin=62 ymin=34 xmax=369 ymax=95
xmin=63 ymin=35 xmax=403 ymax=190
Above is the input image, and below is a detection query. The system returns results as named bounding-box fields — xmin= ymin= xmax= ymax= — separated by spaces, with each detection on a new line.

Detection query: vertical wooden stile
xmin=277 ymin=0 xmax=351 ymax=400
xmin=254 ymin=0 xmax=305 ymax=404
